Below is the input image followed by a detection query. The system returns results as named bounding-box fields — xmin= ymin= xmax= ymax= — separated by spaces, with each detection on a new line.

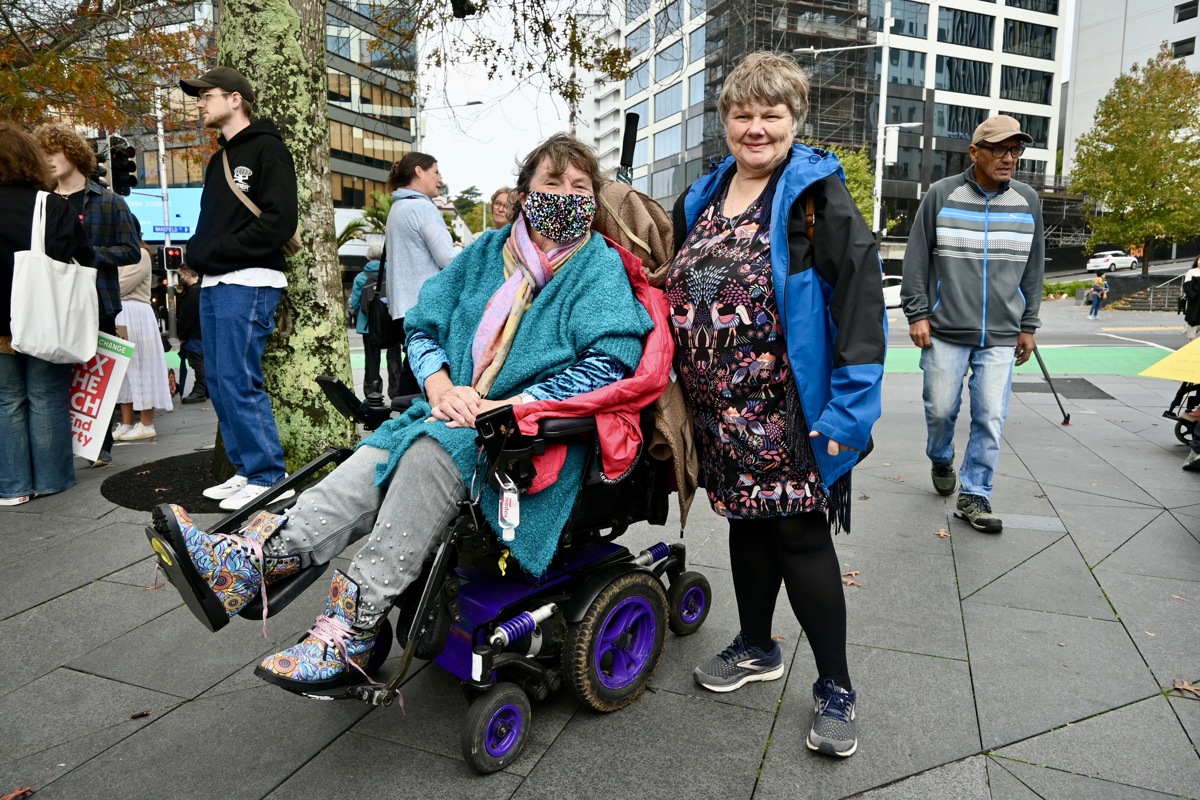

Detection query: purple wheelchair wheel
xmin=667 ymin=570 xmax=711 ymax=636
xmin=562 ymin=571 xmax=667 ymax=713
xmin=462 ymin=682 xmax=530 ymax=773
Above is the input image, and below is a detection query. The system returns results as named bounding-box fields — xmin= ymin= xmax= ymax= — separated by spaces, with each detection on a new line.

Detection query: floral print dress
xmin=666 ymin=183 xmax=825 ymax=520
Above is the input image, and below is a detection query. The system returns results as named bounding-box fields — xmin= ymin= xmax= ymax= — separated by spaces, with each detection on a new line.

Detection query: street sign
xmin=153 ymin=225 xmax=190 ymax=233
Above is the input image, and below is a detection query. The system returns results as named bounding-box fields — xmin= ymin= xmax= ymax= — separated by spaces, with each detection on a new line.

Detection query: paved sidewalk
xmin=2 ymin=309 xmax=1198 ymax=798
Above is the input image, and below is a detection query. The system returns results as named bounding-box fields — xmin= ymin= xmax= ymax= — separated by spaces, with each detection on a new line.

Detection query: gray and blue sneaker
xmin=807 ymin=678 xmax=858 ymax=757
xmin=693 ymin=632 xmax=784 ymax=692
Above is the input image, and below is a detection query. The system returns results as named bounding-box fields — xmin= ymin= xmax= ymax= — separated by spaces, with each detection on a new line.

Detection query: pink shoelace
xmin=308 ymin=614 xmax=381 ymax=686
xmin=214 ymin=531 xmax=272 ymax=639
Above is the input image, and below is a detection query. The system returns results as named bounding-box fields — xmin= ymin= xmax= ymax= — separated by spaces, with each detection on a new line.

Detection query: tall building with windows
xmin=1062 ymin=0 xmax=1199 ymax=179
xmin=588 ymin=0 xmax=1066 ymax=236
xmin=129 ymin=3 xmax=417 ymax=248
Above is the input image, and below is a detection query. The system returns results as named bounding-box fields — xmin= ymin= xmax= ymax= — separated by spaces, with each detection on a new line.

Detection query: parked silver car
xmin=1086 ymin=250 xmax=1139 ymax=272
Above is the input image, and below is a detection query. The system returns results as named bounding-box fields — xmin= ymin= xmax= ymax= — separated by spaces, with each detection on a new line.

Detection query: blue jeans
xmin=0 ymin=352 xmax=76 ymax=498
xmin=199 ymin=284 xmax=285 ymax=487
xmin=1090 ymin=292 xmax=1102 ymax=316
xmin=920 ymin=337 xmax=1014 ymax=498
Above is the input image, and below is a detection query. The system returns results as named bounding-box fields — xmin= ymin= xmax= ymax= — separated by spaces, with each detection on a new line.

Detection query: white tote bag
xmin=10 ymin=192 xmax=99 ymax=364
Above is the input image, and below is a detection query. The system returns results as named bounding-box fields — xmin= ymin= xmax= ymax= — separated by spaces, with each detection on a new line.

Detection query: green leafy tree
xmin=805 ymin=140 xmax=874 ymax=224
xmin=453 ymin=185 xmax=481 ymax=217
xmin=1071 ymin=45 xmax=1200 ymax=272
xmin=462 ymin=201 xmax=485 ymax=233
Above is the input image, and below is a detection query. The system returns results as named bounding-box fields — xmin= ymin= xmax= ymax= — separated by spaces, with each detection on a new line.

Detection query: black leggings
xmin=729 ymin=513 xmax=851 ymax=690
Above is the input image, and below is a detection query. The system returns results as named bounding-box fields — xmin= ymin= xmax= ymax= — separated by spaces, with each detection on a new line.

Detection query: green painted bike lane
xmin=883 ymin=345 xmax=1169 ymax=376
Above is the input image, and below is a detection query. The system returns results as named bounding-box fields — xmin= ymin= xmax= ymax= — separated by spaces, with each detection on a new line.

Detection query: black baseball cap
xmin=180 ymin=66 xmax=256 ymax=103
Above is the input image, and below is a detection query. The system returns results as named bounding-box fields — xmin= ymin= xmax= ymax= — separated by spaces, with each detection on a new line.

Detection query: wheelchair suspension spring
xmin=490 ymin=602 xmax=558 ymax=647
xmin=633 ymin=542 xmax=671 ymax=567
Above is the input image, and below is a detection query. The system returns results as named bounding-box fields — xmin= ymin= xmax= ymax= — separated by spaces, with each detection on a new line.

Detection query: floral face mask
xmin=522 ymin=191 xmax=596 ymax=244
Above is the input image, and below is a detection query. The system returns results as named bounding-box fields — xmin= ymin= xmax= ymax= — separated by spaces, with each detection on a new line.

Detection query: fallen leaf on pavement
xmin=1057 ymin=642 xmax=1066 ymax=647
xmin=1 ymin=788 xmax=36 ymax=800
xmin=858 ymin=494 xmax=870 ymax=501
xmin=1174 ymin=680 xmax=1200 ymax=699
xmin=1145 ymin=631 xmax=1157 ymax=637
xmin=935 ymin=528 xmax=950 ymax=539
xmin=1033 ymin=492 xmax=1046 ymax=498
xmin=1171 ymin=595 xmax=1186 ymax=601
xmin=135 ymin=470 xmax=150 ymax=476
xmin=882 ymin=462 xmax=892 ymax=466
xmin=884 ymin=476 xmax=904 ymax=483
xmin=771 ymin=634 xmax=786 ymax=642
xmin=143 ymin=583 xmax=163 ymax=590
xmin=841 ymin=570 xmax=863 ymax=587
xmin=130 ymin=710 xmax=152 ymax=720
xmin=153 ymin=487 xmax=167 ymax=493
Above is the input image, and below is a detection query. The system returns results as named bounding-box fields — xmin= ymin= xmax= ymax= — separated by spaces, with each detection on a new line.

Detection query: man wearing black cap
xmin=179 ymin=66 xmax=298 ymax=511
xmin=900 ymin=114 xmax=1045 ymax=534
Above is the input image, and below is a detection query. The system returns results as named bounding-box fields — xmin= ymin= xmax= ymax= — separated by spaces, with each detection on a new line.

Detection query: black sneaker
xmin=807 ymin=678 xmax=858 ymax=757
xmin=931 ymin=461 xmax=957 ymax=496
xmin=694 ymin=632 xmax=784 ymax=692
xmin=1183 ymin=451 xmax=1200 ymax=472
xmin=955 ymin=493 xmax=1003 ymax=533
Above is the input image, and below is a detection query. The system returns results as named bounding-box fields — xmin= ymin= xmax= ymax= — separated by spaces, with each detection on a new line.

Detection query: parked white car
xmin=882 ymin=275 xmax=903 ymax=308
xmin=1086 ymin=250 xmax=1139 ymax=273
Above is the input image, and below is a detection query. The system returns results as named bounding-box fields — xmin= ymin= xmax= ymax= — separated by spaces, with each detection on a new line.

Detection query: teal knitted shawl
xmin=359 ymin=228 xmax=653 ymax=576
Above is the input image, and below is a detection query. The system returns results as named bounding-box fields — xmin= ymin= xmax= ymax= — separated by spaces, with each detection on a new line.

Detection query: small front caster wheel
xmin=668 ymin=570 xmax=711 ymax=636
xmin=461 ymin=682 xmax=530 ymax=773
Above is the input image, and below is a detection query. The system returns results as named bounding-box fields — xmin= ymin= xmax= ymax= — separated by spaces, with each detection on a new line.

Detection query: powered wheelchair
xmin=148 ymin=376 xmax=711 ymax=774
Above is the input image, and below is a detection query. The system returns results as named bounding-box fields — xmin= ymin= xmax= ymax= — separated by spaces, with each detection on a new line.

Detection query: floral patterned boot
xmin=255 ymin=570 xmax=380 ymax=694
xmin=147 ymin=504 xmax=301 ymax=633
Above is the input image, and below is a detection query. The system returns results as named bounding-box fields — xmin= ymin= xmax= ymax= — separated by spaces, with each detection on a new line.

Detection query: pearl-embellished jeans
xmin=264 ymin=437 xmax=467 ymax=628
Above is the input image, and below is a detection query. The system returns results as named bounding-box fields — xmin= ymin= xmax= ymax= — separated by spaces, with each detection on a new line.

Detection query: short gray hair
xmin=718 ymin=51 xmax=810 ymax=136
xmin=366 ymin=243 xmax=383 ymax=261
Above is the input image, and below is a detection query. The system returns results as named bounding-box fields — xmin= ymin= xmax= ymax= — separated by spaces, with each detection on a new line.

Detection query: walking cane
xmin=1032 ymin=346 xmax=1070 ymax=425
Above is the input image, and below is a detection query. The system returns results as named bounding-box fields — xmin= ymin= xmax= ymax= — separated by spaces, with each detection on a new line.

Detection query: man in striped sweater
xmin=900 ymin=115 xmax=1045 ymax=534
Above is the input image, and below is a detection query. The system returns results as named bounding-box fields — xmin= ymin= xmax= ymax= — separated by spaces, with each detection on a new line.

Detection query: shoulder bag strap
xmin=30 ymin=191 xmax=48 ymax=255
xmin=222 ymin=151 xmax=262 ymax=218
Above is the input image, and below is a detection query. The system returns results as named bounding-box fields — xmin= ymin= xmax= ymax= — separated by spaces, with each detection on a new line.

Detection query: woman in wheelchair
xmin=150 ymin=134 xmax=654 ymax=694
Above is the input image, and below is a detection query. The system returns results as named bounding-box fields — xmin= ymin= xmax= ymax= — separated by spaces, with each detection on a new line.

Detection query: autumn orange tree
xmin=0 ymin=0 xmax=209 ymax=131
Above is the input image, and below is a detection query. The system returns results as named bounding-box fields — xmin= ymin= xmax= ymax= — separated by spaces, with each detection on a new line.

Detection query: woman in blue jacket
xmin=349 ymin=244 xmax=402 ymax=400
xmin=669 ymin=52 xmax=886 ymax=759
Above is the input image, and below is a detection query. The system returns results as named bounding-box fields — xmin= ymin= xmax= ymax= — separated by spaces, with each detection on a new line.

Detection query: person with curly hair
xmin=0 ymin=122 xmax=94 ymax=505
xmin=34 ymin=123 xmax=141 ymax=468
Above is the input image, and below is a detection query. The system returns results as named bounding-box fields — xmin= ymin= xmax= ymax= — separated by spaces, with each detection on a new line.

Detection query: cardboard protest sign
xmin=70 ymin=333 xmax=134 ymax=462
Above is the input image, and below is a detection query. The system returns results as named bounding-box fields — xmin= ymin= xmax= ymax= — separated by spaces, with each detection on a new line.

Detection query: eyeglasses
xmin=981 ymin=144 xmax=1026 ymax=159
xmin=198 ymin=90 xmax=230 ymax=103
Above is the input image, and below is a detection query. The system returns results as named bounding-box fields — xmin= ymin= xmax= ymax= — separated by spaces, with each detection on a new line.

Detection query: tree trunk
xmin=216 ymin=0 xmax=356 ymax=470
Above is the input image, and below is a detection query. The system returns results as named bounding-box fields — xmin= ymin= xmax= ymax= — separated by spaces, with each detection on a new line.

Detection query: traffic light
xmin=89 ymin=140 xmax=108 ymax=187
xmin=110 ymin=136 xmax=138 ymax=196
xmin=163 ymin=246 xmax=183 ymax=271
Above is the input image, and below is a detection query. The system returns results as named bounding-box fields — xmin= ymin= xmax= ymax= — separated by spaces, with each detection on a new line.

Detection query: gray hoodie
xmin=901 ymin=166 xmax=1044 ymax=348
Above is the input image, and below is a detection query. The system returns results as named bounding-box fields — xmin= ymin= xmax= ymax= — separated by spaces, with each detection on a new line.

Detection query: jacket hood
xmin=391 ymin=188 xmax=429 ymax=202
xmin=363 ymin=259 xmax=381 ymax=274
xmin=218 ymin=118 xmax=285 ymax=148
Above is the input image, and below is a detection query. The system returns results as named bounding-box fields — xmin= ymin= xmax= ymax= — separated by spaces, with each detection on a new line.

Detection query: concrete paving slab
xmin=951 ymin=527 xmax=1066 ymax=599
xmin=265 ymin=730 xmax=522 ymax=798
xmin=0 ymin=668 xmax=177 ymax=773
xmin=1169 ymin=695 xmax=1200 ymax=753
xmin=983 ymin=757 xmax=1041 ymax=799
xmin=0 ymin=720 xmax=152 ymax=793
xmin=98 ymin=556 xmax=161 ymax=587
xmin=754 ymin=646 xmax=978 ymax=800
xmin=350 ymin=658 xmax=579 ymax=778
xmin=996 ymin=695 xmax=1200 ymax=795
xmin=66 ymin=597 xmax=318 ymax=700
xmin=36 ymin=683 xmax=371 ymax=799
xmin=0 ymin=580 xmax=179 ymax=699
xmin=965 ymin=535 xmax=1115 ymax=620
xmin=836 ymin=543 xmax=967 ymax=660
xmin=1093 ymin=511 xmax=1200 ymax=581
xmin=0 ymin=510 xmax=113 ymax=559
xmin=511 ymin=688 xmax=770 ymax=800
xmin=993 ymin=758 xmax=1184 ymax=799
xmin=850 ymin=756 xmax=989 ymax=799
xmin=962 ymin=602 xmax=1159 ymax=749
xmin=1053 ymin=503 xmax=1164 ymax=567
xmin=1169 ymin=504 xmax=1200 ymax=541
xmin=845 ymin=490 xmax=956 ymax=557
xmin=0 ymin=520 xmax=156 ymax=620
xmin=1094 ymin=568 xmax=1200 ymax=686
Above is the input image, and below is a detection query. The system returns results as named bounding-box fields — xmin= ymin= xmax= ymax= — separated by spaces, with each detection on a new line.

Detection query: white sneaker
xmin=0 ymin=496 xmax=30 ymax=506
xmin=218 ymin=482 xmax=296 ymax=511
xmin=112 ymin=423 xmax=134 ymax=440
xmin=203 ymin=475 xmax=248 ymax=500
xmin=118 ymin=423 xmax=157 ymax=441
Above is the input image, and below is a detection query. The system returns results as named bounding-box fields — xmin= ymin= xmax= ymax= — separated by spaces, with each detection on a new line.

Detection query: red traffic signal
xmin=163 ymin=246 xmax=183 ymax=271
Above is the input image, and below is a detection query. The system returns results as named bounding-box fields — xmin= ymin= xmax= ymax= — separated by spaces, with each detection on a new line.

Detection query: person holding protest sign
xmin=0 ymin=122 xmax=94 ymax=506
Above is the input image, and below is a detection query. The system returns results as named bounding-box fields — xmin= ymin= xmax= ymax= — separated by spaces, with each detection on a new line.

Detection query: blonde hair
xmin=718 ymin=51 xmax=810 ymax=136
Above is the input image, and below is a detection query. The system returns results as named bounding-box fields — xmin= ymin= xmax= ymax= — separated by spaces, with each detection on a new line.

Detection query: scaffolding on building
xmin=701 ymin=0 xmax=875 ymax=163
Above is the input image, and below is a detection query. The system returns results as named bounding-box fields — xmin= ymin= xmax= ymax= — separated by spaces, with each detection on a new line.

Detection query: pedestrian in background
xmin=1086 ymin=271 xmax=1109 ymax=319
xmin=0 ymin=122 xmax=94 ymax=506
xmin=901 ymin=115 xmax=1045 ymax=534
xmin=668 ymin=52 xmax=886 ymax=760
xmin=174 ymin=266 xmax=206 ymax=403
xmin=35 ymin=123 xmax=141 ymax=468
xmin=384 ymin=152 xmax=457 ymax=398
xmin=489 ymin=186 xmax=512 ymax=229
xmin=349 ymin=243 xmax=402 ymax=402
xmin=114 ymin=232 xmax=173 ymax=441
xmin=179 ymin=66 xmax=297 ymax=511
xmin=1181 ymin=256 xmax=1200 ymax=340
